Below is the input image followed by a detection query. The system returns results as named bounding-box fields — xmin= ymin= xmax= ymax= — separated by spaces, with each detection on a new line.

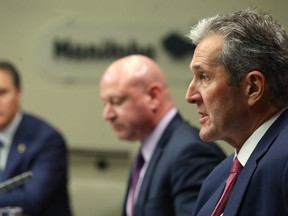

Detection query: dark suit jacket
xmin=0 ymin=113 xmax=72 ymax=216
xmin=193 ymin=110 xmax=288 ymax=216
xmin=122 ymin=113 xmax=226 ymax=216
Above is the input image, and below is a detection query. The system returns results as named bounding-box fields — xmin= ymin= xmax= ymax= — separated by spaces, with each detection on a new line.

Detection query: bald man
xmin=99 ymin=54 xmax=226 ymax=216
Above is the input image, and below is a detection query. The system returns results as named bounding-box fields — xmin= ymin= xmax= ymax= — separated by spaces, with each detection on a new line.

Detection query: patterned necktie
xmin=130 ymin=149 xmax=145 ymax=215
xmin=211 ymin=156 xmax=243 ymax=216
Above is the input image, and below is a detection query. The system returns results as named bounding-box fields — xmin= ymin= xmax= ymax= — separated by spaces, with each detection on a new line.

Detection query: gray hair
xmin=188 ymin=8 xmax=288 ymax=107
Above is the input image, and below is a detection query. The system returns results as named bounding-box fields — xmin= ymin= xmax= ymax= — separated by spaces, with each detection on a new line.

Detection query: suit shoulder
xmin=21 ymin=113 xmax=64 ymax=137
xmin=164 ymin=118 xmax=226 ymax=158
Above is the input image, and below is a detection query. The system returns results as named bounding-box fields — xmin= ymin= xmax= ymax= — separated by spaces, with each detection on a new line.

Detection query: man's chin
xmin=118 ymin=134 xmax=138 ymax=142
xmin=0 ymin=121 xmax=7 ymax=131
xmin=117 ymin=134 xmax=130 ymax=141
xmin=199 ymin=128 xmax=215 ymax=142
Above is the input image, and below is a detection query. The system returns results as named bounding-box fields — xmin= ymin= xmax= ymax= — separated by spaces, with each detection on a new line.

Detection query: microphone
xmin=0 ymin=171 xmax=33 ymax=192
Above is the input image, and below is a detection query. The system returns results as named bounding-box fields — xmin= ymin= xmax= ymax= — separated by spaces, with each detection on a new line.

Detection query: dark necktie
xmin=130 ymin=149 xmax=145 ymax=215
xmin=211 ymin=156 xmax=243 ymax=216
xmin=0 ymin=141 xmax=4 ymax=180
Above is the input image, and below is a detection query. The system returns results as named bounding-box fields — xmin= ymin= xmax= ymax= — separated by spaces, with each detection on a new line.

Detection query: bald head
xmin=100 ymin=54 xmax=174 ymax=141
xmin=101 ymin=54 xmax=168 ymax=90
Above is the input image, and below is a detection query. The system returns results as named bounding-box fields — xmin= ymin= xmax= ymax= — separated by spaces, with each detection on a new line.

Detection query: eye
xmin=110 ymin=96 xmax=127 ymax=106
xmin=200 ymin=73 xmax=210 ymax=81
xmin=0 ymin=88 xmax=9 ymax=96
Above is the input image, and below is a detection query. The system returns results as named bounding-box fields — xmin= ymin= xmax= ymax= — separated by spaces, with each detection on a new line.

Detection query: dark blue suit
xmin=123 ymin=113 xmax=226 ymax=216
xmin=193 ymin=110 xmax=288 ymax=216
xmin=0 ymin=113 xmax=72 ymax=216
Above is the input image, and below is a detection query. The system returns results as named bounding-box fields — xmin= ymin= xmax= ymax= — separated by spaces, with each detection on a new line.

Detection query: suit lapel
xmin=223 ymin=158 xmax=257 ymax=215
xmin=3 ymin=142 xmax=24 ymax=179
xmin=2 ymin=115 xmax=27 ymax=179
xmin=196 ymin=156 xmax=233 ymax=215
xmin=135 ymin=113 xmax=182 ymax=212
xmin=200 ymin=182 xmax=226 ymax=215
xmin=136 ymin=147 xmax=163 ymax=207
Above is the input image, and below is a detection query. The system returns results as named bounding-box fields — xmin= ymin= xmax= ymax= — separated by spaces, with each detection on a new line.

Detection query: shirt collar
xmin=237 ymin=107 xmax=287 ymax=166
xmin=141 ymin=108 xmax=177 ymax=163
xmin=0 ymin=112 xmax=23 ymax=147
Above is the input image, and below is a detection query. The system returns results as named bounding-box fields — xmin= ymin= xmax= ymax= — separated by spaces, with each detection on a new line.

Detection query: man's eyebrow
xmin=0 ymin=88 xmax=8 ymax=92
xmin=191 ymin=63 xmax=205 ymax=74
xmin=191 ymin=62 xmax=202 ymax=69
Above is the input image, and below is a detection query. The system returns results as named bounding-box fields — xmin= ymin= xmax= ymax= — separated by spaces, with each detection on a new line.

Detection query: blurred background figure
xmin=0 ymin=61 xmax=72 ymax=216
xmin=99 ymin=54 xmax=226 ymax=216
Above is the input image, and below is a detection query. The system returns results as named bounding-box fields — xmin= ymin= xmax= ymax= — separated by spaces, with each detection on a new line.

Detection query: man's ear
xmin=245 ymin=71 xmax=266 ymax=106
xmin=147 ymin=83 xmax=162 ymax=111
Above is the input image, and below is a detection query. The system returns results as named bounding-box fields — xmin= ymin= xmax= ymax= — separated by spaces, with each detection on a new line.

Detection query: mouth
xmin=112 ymin=123 xmax=124 ymax=132
xmin=198 ymin=112 xmax=209 ymax=124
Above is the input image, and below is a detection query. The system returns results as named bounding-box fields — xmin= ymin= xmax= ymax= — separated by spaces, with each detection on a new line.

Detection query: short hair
xmin=0 ymin=61 xmax=21 ymax=89
xmin=188 ymin=8 xmax=288 ymax=107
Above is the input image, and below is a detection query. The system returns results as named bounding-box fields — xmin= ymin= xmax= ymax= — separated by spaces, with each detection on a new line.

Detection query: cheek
xmin=203 ymin=90 xmax=229 ymax=120
xmin=210 ymin=96 xmax=242 ymax=128
xmin=7 ymin=99 xmax=19 ymax=114
xmin=2 ymin=94 xmax=18 ymax=106
xmin=118 ymin=105 xmax=144 ymax=122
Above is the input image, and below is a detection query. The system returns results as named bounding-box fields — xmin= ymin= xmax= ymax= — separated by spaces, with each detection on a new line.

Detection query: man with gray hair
xmin=185 ymin=8 xmax=288 ymax=216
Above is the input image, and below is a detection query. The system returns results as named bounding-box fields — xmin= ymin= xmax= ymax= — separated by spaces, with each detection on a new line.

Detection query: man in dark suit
xmin=99 ymin=54 xmax=226 ymax=216
xmin=0 ymin=61 xmax=72 ymax=216
xmin=186 ymin=8 xmax=288 ymax=216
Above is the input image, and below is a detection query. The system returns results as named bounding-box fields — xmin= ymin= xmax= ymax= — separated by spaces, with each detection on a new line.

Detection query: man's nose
xmin=185 ymin=79 xmax=199 ymax=104
xmin=103 ymin=104 xmax=116 ymax=121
